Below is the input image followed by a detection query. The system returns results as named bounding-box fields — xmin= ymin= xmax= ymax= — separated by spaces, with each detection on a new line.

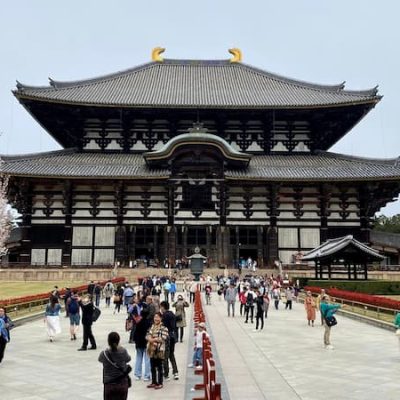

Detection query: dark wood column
xmin=15 ymin=179 xmax=32 ymax=264
xmin=267 ymin=184 xmax=280 ymax=264
xmin=62 ymin=180 xmax=74 ymax=265
xmin=166 ymin=183 xmax=176 ymax=263
xmin=217 ymin=182 xmax=230 ymax=266
xmin=114 ymin=181 xmax=127 ymax=265
xmin=257 ymin=226 xmax=263 ymax=268
xmin=318 ymin=184 xmax=331 ymax=244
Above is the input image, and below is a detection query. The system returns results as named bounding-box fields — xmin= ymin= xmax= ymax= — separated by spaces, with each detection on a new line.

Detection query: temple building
xmin=2 ymin=48 xmax=400 ymax=267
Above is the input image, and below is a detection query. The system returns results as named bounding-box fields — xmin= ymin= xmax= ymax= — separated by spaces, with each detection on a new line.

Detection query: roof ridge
xmin=1 ymin=148 xmax=77 ymax=162
xmin=316 ymin=151 xmax=400 ymax=165
xmin=16 ymin=62 xmax=157 ymax=91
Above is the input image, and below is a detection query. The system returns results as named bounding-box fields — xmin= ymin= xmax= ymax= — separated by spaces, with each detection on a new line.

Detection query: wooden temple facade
xmin=2 ymin=49 xmax=400 ymax=267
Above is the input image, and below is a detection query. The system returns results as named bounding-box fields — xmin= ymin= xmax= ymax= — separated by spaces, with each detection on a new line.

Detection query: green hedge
xmin=294 ymin=279 xmax=400 ymax=295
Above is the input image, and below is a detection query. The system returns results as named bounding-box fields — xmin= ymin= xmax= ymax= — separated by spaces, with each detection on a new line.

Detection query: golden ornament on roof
xmin=152 ymin=47 xmax=165 ymax=62
xmin=229 ymin=48 xmax=242 ymax=63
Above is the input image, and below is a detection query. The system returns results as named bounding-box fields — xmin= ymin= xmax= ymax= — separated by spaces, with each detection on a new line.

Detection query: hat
xmin=198 ymin=322 xmax=206 ymax=328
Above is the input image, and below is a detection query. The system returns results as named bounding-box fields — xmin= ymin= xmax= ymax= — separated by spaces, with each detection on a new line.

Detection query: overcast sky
xmin=1 ymin=1 xmax=399 ymax=215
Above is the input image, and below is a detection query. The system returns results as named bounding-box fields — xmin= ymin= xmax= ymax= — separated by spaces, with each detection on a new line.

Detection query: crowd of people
xmin=1 ymin=271 xmax=400 ymax=399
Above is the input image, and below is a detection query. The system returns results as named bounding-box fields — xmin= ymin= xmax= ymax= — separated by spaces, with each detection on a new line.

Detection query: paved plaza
xmin=0 ymin=294 xmax=399 ymax=400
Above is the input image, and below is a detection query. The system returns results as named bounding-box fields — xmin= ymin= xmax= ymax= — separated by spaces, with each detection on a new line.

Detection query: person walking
xmin=285 ymin=287 xmax=294 ymax=310
xmin=272 ymin=287 xmax=281 ymax=310
xmin=78 ymin=295 xmax=97 ymax=351
xmin=0 ymin=307 xmax=13 ymax=363
xmin=123 ymin=285 xmax=134 ymax=312
xmin=225 ymin=283 xmax=237 ymax=317
xmin=244 ymin=288 xmax=256 ymax=324
xmin=98 ymin=331 xmax=132 ymax=400
xmin=163 ymin=280 xmax=171 ymax=302
xmin=394 ymin=312 xmax=400 ymax=351
xmin=254 ymin=290 xmax=265 ymax=332
xmin=320 ymin=295 xmax=341 ymax=350
xmin=66 ymin=291 xmax=80 ymax=341
xmin=133 ymin=308 xmax=152 ymax=381
xmin=103 ymin=280 xmax=114 ymax=308
xmin=316 ymin=289 xmax=330 ymax=325
xmin=170 ymin=280 xmax=177 ymax=303
xmin=94 ymin=282 xmax=102 ymax=307
xmin=172 ymin=295 xmax=189 ymax=342
xmin=146 ymin=312 xmax=169 ymax=390
xmin=239 ymin=287 xmax=247 ymax=316
xmin=263 ymin=292 xmax=270 ymax=319
xmin=113 ymin=286 xmax=124 ymax=314
xmin=189 ymin=281 xmax=198 ymax=303
xmin=44 ymin=296 xmax=62 ymax=342
xmin=87 ymin=281 xmax=95 ymax=300
xmin=160 ymin=301 xmax=179 ymax=380
xmin=304 ymin=291 xmax=317 ymax=327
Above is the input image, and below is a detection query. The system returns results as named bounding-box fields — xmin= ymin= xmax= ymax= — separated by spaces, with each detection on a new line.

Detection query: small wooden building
xmin=302 ymin=235 xmax=384 ymax=279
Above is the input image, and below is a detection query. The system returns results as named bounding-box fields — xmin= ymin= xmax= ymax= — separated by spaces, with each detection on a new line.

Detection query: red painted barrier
xmin=192 ymin=290 xmax=222 ymax=400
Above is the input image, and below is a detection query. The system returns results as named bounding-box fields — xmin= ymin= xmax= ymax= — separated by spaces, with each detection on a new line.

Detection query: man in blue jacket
xmin=320 ymin=295 xmax=340 ymax=350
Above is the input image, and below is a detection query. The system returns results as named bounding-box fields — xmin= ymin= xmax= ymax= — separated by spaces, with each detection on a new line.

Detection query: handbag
xmin=113 ymin=295 xmax=121 ymax=303
xmin=324 ymin=315 xmax=337 ymax=327
xmin=125 ymin=318 xmax=134 ymax=332
xmin=103 ymin=351 xmax=132 ymax=388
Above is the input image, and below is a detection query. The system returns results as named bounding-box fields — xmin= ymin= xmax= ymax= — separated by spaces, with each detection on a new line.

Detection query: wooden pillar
xmin=166 ymin=183 xmax=176 ymax=263
xmin=328 ymin=263 xmax=331 ymax=279
xmin=319 ymin=184 xmax=331 ymax=244
xmin=267 ymin=184 xmax=280 ymax=264
xmin=315 ymin=261 xmax=318 ymax=279
xmin=353 ymin=263 xmax=357 ymax=280
xmin=62 ymin=180 xmax=73 ymax=266
xmin=206 ymin=226 xmax=211 ymax=263
xmin=114 ymin=181 xmax=127 ymax=264
xmin=347 ymin=263 xmax=351 ymax=280
xmin=235 ymin=226 xmax=240 ymax=265
xmin=257 ymin=226 xmax=263 ymax=268
xmin=15 ymin=179 xmax=32 ymax=264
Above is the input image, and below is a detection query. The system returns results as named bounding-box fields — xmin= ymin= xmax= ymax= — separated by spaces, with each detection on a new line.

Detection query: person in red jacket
xmin=239 ymin=287 xmax=248 ymax=317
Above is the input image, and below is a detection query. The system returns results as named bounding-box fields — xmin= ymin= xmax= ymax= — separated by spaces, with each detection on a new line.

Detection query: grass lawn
xmin=0 ymin=281 xmax=86 ymax=300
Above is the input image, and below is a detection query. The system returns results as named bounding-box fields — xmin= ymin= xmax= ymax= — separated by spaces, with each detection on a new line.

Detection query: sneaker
xmin=252 ymin=329 xmax=258 ymax=332
xmin=154 ymin=384 xmax=163 ymax=390
xmin=143 ymin=377 xmax=151 ymax=382
xmin=77 ymin=347 xmax=87 ymax=351
xmin=326 ymin=345 xmax=334 ymax=350
xmin=134 ymin=376 xmax=141 ymax=381
xmin=188 ymin=364 xmax=194 ymax=368
xmin=88 ymin=346 xmax=97 ymax=350
xmin=147 ymin=383 xmax=156 ymax=388
xmin=195 ymin=365 xmax=203 ymax=370
xmin=164 ymin=376 xmax=171 ymax=381
xmin=173 ymin=373 xmax=179 ymax=380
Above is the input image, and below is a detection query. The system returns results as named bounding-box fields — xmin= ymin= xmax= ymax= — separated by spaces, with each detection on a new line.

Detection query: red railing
xmin=192 ymin=290 xmax=222 ymax=400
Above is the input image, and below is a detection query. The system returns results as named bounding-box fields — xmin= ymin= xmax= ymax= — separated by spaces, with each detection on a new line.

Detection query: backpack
xmin=246 ymin=292 xmax=254 ymax=306
xmin=68 ymin=298 xmax=79 ymax=314
xmin=92 ymin=306 xmax=101 ymax=322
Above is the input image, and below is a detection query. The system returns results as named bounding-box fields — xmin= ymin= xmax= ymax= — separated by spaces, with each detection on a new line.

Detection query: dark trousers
xmin=0 ymin=336 xmax=7 ymax=363
xmin=163 ymin=338 xmax=178 ymax=377
xmin=82 ymin=324 xmax=96 ymax=349
xmin=285 ymin=300 xmax=292 ymax=310
xmin=150 ymin=357 xmax=163 ymax=385
xmin=256 ymin=312 xmax=264 ymax=330
xmin=245 ymin=305 xmax=254 ymax=323
xmin=104 ymin=378 xmax=128 ymax=400
xmin=175 ymin=327 xmax=184 ymax=342
xmin=274 ymin=300 xmax=279 ymax=310
xmin=190 ymin=292 xmax=195 ymax=303
xmin=240 ymin=303 xmax=245 ymax=316
xmin=105 ymin=297 xmax=111 ymax=307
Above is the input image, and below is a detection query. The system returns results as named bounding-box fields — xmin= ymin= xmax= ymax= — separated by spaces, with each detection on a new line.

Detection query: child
xmin=188 ymin=322 xmax=208 ymax=368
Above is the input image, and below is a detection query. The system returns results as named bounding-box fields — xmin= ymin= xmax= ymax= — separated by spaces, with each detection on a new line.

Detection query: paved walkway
xmin=0 ymin=300 xmax=191 ymax=400
xmin=1 ymin=295 xmax=400 ymax=400
xmin=204 ymin=296 xmax=400 ymax=400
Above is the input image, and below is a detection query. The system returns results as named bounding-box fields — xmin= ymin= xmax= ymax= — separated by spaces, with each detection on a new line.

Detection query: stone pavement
xmin=203 ymin=295 xmax=400 ymax=400
xmin=1 ymin=294 xmax=400 ymax=400
xmin=0 ymin=299 xmax=191 ymax=400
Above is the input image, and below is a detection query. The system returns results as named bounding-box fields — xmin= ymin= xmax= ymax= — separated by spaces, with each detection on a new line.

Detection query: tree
xmin=373 ymin=214 xmax=400 ymax=234
xmin=0 ymin=158 xmax=10 ymax=256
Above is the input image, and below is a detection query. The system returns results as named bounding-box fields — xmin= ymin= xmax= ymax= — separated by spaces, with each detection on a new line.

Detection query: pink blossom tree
xmin=0 ymin=157 xmax=10 ymax=256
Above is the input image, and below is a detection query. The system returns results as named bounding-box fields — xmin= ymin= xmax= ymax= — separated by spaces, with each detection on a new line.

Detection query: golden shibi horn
xmin=229 ymin=48 xmax=242 ymax=63
xmin=152 ymin=47 xmax=165 ymax=62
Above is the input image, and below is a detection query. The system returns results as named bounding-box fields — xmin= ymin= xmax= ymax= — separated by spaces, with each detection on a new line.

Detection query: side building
xmin=2 ymin=49 xmax=400 ymax=267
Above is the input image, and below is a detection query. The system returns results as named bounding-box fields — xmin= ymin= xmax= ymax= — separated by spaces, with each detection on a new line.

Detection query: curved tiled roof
xmin=14 ymin=59 xmax=380 ymax=109
xmin=1 ymin=149 xmax=400 ymax=181
xmin=302 ymin=235 xmax=384 ymax=261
